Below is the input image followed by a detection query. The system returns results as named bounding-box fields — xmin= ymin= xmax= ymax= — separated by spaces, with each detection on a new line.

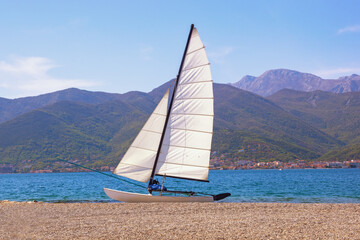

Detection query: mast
xmin=148 ymin=24 xmax=194 ymax=188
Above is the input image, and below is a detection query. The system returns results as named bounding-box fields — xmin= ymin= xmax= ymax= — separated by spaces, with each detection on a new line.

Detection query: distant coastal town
xmin=1 ymin=159 xmax=360 ymax=174
xmin=209 ymin=159 xmax=360 ymax=170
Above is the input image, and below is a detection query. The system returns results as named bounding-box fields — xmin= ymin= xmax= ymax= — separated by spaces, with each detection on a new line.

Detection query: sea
xmin=1 ymin=169 xmax=359 ymax=203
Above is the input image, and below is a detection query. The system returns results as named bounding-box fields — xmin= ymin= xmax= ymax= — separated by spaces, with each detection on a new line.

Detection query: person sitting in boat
xmin=149 ymin=179 xmax=167 ymax=191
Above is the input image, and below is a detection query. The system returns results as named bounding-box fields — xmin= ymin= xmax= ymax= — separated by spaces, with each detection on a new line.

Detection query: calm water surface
xmin=1 ymin=169 xmax=359 ymax=203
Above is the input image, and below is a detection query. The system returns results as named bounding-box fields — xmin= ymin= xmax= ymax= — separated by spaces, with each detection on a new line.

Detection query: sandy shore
xmin=1 ymin=202 xmax=359 ymax=240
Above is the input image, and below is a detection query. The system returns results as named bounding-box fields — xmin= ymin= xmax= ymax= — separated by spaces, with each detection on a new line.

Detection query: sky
xmin=0 ymin=0 xmax=360 ymax=98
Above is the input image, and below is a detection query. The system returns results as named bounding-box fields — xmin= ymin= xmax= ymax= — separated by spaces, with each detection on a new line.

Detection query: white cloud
xmin=313 ymin=67 xmax=360 ymax=79
xmin=337 ymin=25 xmax=360 ymax=34
xmin=0 ymin=56 xmax=98 ymax=98
xmin=208 ymin=47 xmax=234 ymax=63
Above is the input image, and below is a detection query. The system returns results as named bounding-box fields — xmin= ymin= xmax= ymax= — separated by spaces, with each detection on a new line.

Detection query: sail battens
xmin=175 ymin=97 xmax=214 ymax=100
xmin=170 ymin=112 xmax=214 ymax=117
xmin=162 ymin=144 xmax=211 ymax=151
xmin=186 ymin=46 xmax=205 ymax=56
xmin=178 ymin=80 xmax=212 ymax=86
xmin=168 ymin=127 xmax=213 ymax=134
xmin=157 ymin=161 xmax=210 ymax=169
xmin=114 ymin=26 xmax=213 ymax=184
xmin=155 ymin=27 xmax=213 ymax=181
xmin=182 ymin=63 xmax=210 ymax=72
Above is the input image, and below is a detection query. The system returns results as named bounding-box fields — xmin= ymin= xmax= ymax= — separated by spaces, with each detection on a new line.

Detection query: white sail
xmin=113 ymin=89 xmax=169 ymax=182
xmin=155 ymin=27 xmax=213 ymax=181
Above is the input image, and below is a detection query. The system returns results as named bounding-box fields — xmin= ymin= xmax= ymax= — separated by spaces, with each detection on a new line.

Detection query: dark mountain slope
xmin=267 ymin=89 xmax=360 ymax=144
xmin=318 ymin=143 xmax=360 ymax=161
xmin=214 ymin=84 xmax=343 ymax=155
xmin=0 ymin=100 xmax=148 ymax=169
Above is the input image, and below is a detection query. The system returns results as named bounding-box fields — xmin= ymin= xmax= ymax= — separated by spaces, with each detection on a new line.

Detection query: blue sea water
xmin=0 ymin=169 xmax=359 ymax=203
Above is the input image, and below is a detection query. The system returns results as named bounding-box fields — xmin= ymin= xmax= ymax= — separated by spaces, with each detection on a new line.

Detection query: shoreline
xmin=1 ymin=202 xmax=359 ymax=239
xmin=2 ymin=199 xmax=360 ymax=204
xmin=1 ymin=167 xmax=359 ymax=175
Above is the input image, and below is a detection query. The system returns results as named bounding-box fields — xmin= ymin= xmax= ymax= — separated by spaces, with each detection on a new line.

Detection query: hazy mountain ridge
xmin=232 ymin=69 xmax=360 ymax=96
xmin=0 ymin=88 xmax=147 ymax=123
xmin=1 ymin=69 xmax=358 ymax=123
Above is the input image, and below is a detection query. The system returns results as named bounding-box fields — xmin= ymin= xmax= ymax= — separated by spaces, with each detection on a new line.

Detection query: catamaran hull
xmin=104 ymin=188 xmax=214 ymax=202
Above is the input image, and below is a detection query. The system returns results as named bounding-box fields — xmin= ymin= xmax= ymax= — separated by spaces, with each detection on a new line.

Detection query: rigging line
xmin=56 ymin=158 xmax=147 ymax=189
xmin=169 ymin=79 xmax=176 ymax=89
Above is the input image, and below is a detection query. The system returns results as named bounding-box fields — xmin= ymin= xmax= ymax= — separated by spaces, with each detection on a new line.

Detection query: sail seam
xmin=169 ymin=127 xmax=213 ymax=134
xmin=186 ymin=46 xmax=205 ymax=56
xmin=182 ymin=63 xmax=210 ymax=72
xmin=179 ymin=80 xmax=213 ymax=86
xmin=152 ymin=112 xmax=167 ymax=117
xmin=131 ymin=145 xmax=158 ymax=152
xmin=142 ymin=129 xmax=162 ymax=134
xmin=162 ymin=144 xmax=211 ymax=151
xmin=118 ymin=162 xmax=153 ymax=170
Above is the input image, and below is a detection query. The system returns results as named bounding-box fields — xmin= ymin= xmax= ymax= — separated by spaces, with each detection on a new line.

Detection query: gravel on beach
xmin=1 ymin=201 xmax=360 ymax=239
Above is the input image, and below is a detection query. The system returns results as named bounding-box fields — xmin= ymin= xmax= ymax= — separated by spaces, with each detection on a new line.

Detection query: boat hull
xmin=104 ymin=188 xmax=214 ymax=202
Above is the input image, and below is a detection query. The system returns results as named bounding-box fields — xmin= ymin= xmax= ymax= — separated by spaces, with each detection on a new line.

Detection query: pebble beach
xmin=1 ymin=201 xmax=359 ymax=239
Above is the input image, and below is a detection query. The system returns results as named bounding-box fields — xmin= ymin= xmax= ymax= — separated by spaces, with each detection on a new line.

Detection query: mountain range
xmin=232 ymin=69 xmax=360 ymax=96
xmin=0 ymin=69 xmax=359 ymax=172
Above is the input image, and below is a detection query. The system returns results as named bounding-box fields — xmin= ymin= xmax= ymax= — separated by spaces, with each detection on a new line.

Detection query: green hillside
xmin=213 ymin=129 xmax=318 ymax=161
xmin=267 ymin=89 xmax=360 ymax=144
xmin=318 ymin=143 xmax=360 ymax=161
xmin=0 ymin=84 xmax=352 ymax=172
xmin=0 ymin=100 xmax=148 ymax=171
xmin=213 ymin=84 xmax=343 ymax=155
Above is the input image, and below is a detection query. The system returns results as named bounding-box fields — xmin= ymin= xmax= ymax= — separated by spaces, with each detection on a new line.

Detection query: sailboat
xmin=104 ymin=24 xmax=230 ymax=202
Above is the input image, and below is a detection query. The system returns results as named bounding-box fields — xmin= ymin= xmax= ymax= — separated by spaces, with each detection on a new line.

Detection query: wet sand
xmin=1 ymin=202 xmax=359 ymax=239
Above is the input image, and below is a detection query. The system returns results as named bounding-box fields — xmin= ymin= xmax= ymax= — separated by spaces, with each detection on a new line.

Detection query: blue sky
xmin=0 ymin=0 xmax=360 ymax=98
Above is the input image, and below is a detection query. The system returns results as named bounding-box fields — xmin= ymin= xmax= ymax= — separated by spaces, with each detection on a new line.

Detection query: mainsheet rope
xmin=57 ymin=158 xmax=147 ymax=189
xmin=57 ymin=157 xmax=214 ymax=196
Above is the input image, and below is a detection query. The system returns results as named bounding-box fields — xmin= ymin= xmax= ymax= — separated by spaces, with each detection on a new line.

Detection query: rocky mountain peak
xmin=232 ymin=69 xmax=360 ymax=96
